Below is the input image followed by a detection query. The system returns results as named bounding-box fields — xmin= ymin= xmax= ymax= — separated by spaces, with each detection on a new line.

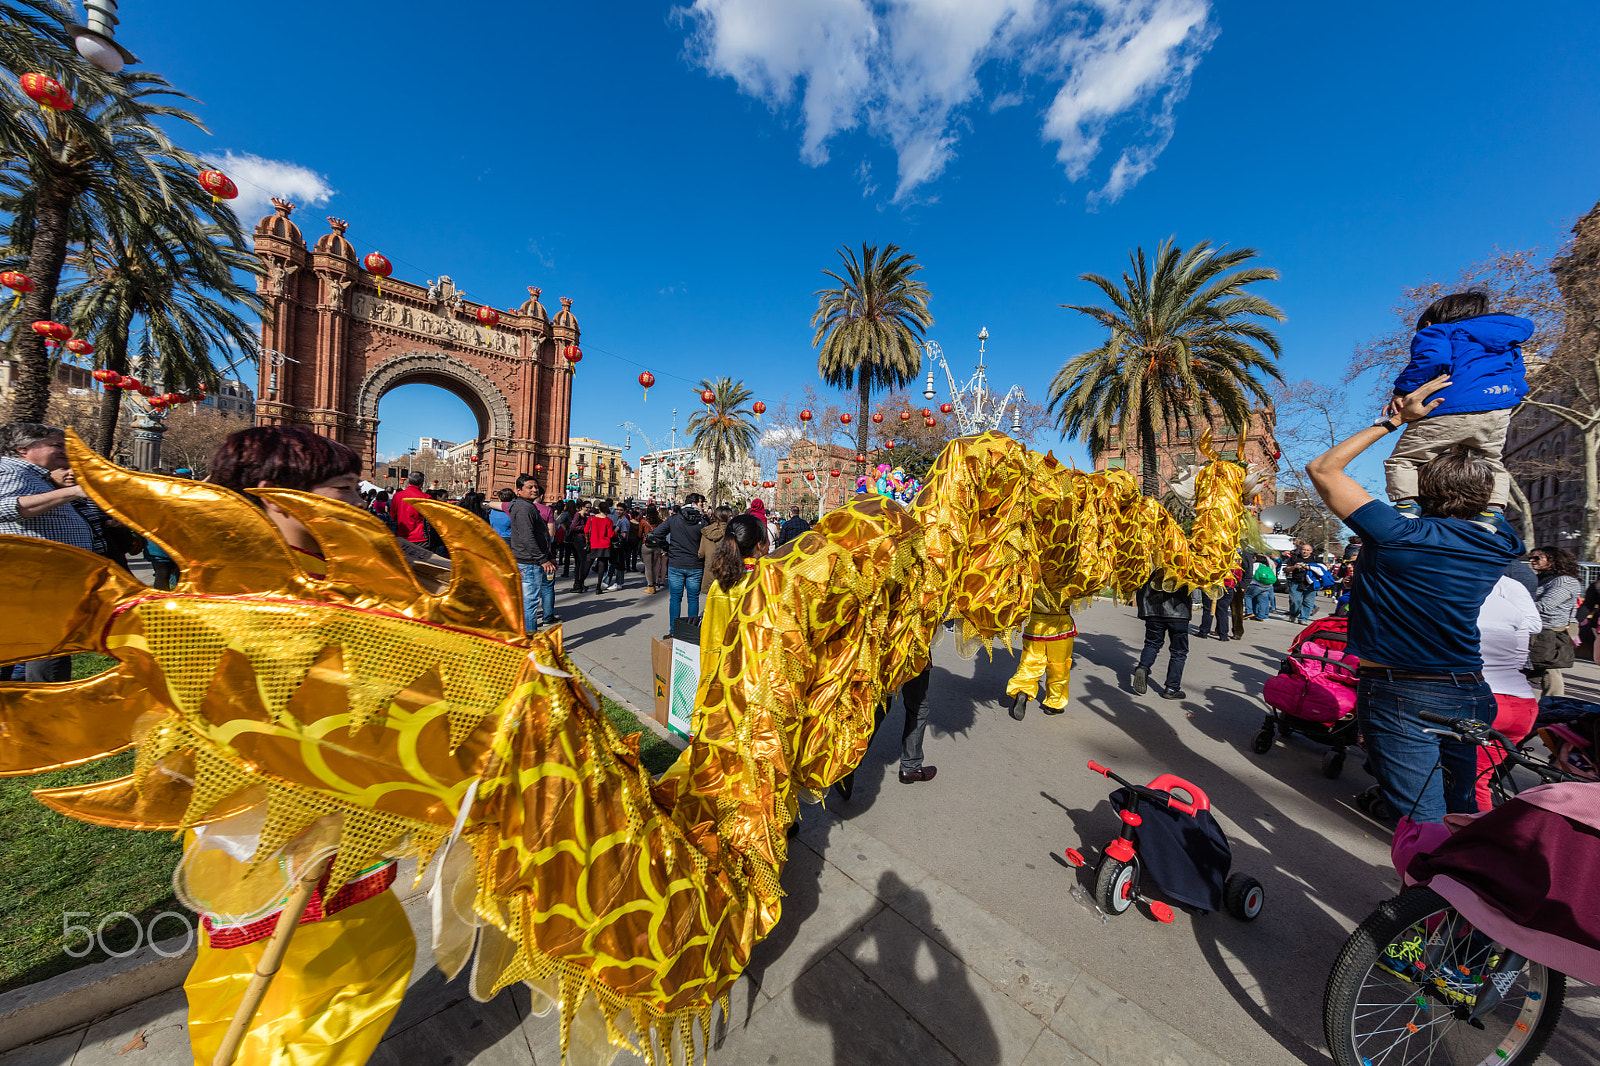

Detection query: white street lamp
xmin=67 ymin=0 xmax=139 ymax=73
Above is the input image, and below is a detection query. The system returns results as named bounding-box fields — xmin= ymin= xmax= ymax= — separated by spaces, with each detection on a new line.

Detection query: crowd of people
xmin=1 ymin=291 xmax=1595 ymax=825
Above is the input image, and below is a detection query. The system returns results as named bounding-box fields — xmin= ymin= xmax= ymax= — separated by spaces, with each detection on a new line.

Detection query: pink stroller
xmin=1322 ymin=710 xmax=1597 ymax=1066
xmin=1252 ymin=616 xmax=1359 ymax=778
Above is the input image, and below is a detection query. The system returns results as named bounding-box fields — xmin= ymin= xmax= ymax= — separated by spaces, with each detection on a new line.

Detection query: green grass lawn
xmin=1 ymin=658 xmax=682 ymax=993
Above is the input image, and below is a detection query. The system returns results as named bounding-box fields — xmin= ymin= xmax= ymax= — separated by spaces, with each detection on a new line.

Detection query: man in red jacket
xmin=390 ymin=471 xmax=429 ymax=544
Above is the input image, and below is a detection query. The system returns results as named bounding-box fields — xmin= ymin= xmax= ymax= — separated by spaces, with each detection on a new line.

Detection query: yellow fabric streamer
xmin=0 ymin=430 xmax=1248 ymax=1066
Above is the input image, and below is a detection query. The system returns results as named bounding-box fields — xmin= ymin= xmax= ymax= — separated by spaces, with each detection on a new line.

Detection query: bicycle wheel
xmin=1323 ymin=886 xmax=1565 ymax=1066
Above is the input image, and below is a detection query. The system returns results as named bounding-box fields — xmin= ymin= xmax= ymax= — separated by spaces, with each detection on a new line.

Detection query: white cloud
xmin=211 ymin=152 xmax=336 ymax=224
xmin=680 ymin=0 xmax=1213 ymax=204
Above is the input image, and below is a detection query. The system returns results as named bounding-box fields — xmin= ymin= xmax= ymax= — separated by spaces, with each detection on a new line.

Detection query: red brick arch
xmin=251 ymin=201 xmax=574 ymax=494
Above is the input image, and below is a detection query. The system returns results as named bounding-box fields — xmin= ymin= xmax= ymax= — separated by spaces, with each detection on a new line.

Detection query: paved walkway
xmin=5 ymin=566 xmax=1598 ymax=1065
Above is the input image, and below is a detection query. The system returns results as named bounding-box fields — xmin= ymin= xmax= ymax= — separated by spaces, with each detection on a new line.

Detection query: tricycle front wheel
xmin=1094 ymin=856 xmax=1138 ymax=916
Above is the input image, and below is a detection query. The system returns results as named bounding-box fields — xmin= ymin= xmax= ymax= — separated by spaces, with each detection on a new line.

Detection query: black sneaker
xmin=1131 ymin=667 xmax=1148 ymax=695
xmin=1159 ymin=686 xmax=1186 ymax=701
xmin=1195 ymin=631 xmax=1210 ymax=639
xmin=1008 ymin=693 xmax=1028 ymax=721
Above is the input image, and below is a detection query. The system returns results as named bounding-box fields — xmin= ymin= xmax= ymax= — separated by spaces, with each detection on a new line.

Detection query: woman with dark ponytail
xmin=700 ymin=515 xmax=770 ymax=680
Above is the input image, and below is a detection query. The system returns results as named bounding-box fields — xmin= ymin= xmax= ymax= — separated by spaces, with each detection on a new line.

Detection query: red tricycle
xmin=1065 ymin=760 xmax=1264 ymax=924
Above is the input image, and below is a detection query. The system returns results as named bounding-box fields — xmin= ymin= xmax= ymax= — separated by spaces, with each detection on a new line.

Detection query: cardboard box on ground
xmin=651 ymin=637 xmax=696 ymax=738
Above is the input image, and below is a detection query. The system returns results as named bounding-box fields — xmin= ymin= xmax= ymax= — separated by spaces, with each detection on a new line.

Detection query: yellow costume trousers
xmin=1006 ymin=612 xmax=1077 ymax=711
xmin=184 ymin=889 xmax=414 ymax=1066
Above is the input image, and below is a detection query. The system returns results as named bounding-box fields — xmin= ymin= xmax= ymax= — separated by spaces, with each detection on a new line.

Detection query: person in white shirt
xmin=1472 ymin=573 xmax=1543 ymax=809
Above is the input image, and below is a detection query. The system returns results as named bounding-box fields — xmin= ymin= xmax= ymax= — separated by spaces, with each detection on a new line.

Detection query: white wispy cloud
xmin=211 ymin=152 xmax=336 ymax=224
xmin=679 ymin=0 xmax=1213 ymax=205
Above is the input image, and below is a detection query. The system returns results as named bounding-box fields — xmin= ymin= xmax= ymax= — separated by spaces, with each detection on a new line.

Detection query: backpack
xmin=1253 ymin=561 xmax=1277 ymax=585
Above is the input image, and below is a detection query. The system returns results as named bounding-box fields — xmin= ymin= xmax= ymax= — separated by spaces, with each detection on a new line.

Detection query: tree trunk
xmin=5 ymin=180 xmax=76 ymax=423
xmin=1140 ymin=433 xmax=1160 ymax=497
xmin=711 ymin=445 xmax=723 ymax=508
xmin=858 ymin=378 xmax=870 ymax=469
xmin=1584 ymin=421 xmax=1599 ymax=562
xmin=1505 ymin=477 xmax=1536 ymax=548
xmin=94 ymin=308 xmax=134 ymax=455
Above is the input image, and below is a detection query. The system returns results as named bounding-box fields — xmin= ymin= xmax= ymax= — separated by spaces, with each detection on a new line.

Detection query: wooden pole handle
xmin=210 ymin=855 xmax=329 ymax=1066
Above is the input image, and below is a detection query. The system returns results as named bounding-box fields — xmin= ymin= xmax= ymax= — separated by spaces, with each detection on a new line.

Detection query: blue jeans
xmin=1287 ymin=583 xmax=1317 ymax=624
xmin=1198 ymin=589 xmax=1232 ymax=638
xmin=1247 ymin=585 xmax=1274 ymax=619
xmin=667 ymin=567 xmax=702 ymax=630
xmin=518 ymin=563 xmax=555 ymax=633
xmin=1356 ymin=674 xmax=1494 ymax=823
xmin=1136 ymin=618 xmax=1189 ymax=690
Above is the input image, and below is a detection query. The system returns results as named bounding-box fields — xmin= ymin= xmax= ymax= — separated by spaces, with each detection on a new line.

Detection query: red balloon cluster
xmin=20 ymin=74 xmax=72 ymax=111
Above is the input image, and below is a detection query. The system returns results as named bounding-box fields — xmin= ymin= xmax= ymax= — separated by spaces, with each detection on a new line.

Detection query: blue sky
xmin=122 ymin=0 xmax=1600 ymax=468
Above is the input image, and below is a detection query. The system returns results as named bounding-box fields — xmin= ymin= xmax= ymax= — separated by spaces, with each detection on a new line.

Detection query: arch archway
xmin=250 ymin=204 xmax=575 ymax=495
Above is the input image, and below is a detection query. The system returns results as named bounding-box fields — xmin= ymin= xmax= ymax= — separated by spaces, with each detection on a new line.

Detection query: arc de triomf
xmin=250 ymin=198 xmax=574 ymax=493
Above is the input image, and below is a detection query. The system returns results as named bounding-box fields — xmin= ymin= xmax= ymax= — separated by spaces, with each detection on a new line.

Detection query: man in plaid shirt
xmin=0 ymin=423 xmax=94 ymax=682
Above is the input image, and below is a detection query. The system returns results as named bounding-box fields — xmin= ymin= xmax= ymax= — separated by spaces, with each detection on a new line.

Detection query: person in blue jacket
xmin=1383 ymin=291 xmax=1532 ymax=515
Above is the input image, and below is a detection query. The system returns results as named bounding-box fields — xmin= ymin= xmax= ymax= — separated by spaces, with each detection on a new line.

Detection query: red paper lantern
xmin=899 ymin=410 xmax=911 ymax=422
xmin=564 ymin=345 xmax=583 ymax=365
xmin=840 ymin=413 xmax=852 ymax=425
xmin=920 ymin=408 xmax=931 ymax=418
xmin=763 ymin=481 xmax=775 ymax=488
xmin=872 ymin=412 xmax=883 ymax=423
xmin=116 ymin=375 xmax=138 ymax=390
xmin=31 ymin=320 xmax=70 ymax=346
xmin=1 ymin=271 xmax=33 ymax=305
xmin=137 ymin=384 xmax=154 ymax=397
xmin=162 ymin=392 xmax=182 ymax=404
xmin=476 ymin=306 xmax=499 ymax=331
xmin=806 ymin=471 xmax=816 ymax=481
xmin=638 ymin=371 xmax=655 ymax=402
xmin=752 ymin=400 xmax=766 ymax=421
xmin=855 ymin=453 xmax=866 ymax=463
xmin=784 ymin=477 xmax=792 ymax=485
xmin=92 ymin=369 xmax=117 ymax=385
xmin=470 ymin=455 xmax=482 ymax=463
xmin=362 ymin=252 xmax=393 ymax=296
xmin=198 ymin=170 xmax=237 ymax=203
xmin=925 ymin=417 xmax=936 ymax=428
xmin=829 ymin=470 xmax=840 ymax=478
xmin=700 ymin=389 xmax=715 ymax=405
xmin=939 ymin=403 xmax=953 ymax=414
xmin=65 ymin=337 xmax=94 ymax=356
xmin=148 ymin=397 xmax=168 ymax=410
xmin=885 ymin=440 xmax=896 ymax=450
xmin=20 ymin=74 xmax=72 ymax=111
xmin=799 ymin=409 xmax=812 ymax=422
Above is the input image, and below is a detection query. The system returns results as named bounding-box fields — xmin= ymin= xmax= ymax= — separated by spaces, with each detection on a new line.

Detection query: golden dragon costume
xmin=0 ymin=431 xmax=1249 ymax=1065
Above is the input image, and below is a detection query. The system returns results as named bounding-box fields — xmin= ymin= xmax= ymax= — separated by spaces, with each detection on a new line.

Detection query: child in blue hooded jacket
xmin=1382 ymin=291 xmax=1532 ymax=514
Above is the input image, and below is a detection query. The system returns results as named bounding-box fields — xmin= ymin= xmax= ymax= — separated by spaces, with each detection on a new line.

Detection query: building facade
xmin=569 ymin=436 xmax=623 ymax=499
xmin=200 ymin=379 xmax=255 ymax=420
xmin=1089 ymin=403 xmax=1280 ymax=504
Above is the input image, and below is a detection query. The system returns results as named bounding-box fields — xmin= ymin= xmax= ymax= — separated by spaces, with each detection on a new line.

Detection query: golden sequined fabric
xmin=0 ymin=431 xmax=1246 ymax=1064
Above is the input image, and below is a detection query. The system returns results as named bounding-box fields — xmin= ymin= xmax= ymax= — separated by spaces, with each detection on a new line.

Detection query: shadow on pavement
xmin=791 ymin=873 xmax=1000 ymax=1066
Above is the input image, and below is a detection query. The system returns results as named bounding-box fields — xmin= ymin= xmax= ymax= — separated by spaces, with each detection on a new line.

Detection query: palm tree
xmin=812 ymin=243 xmax=933 ymax=462
xmin=686 ymin=377 xmax=757 ymax=506
xmin=1 ymin=1 xmax=212 ymax=422
xmin=1048 ymin=239 xmax=1285 ymax=497
xmin=60 ymin=184 xmax=263 ymax=452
